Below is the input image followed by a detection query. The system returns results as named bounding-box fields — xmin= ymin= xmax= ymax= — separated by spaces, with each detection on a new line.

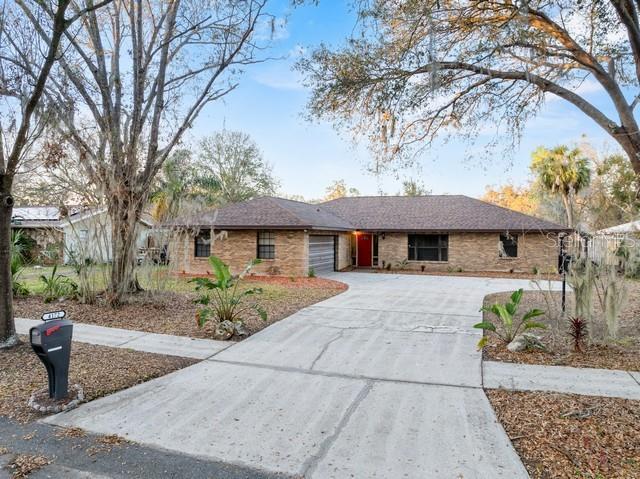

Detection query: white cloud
xmin=253 ymin=65 xmax=306 ymax=91
xmin=544 ymin=78 xmax=604 ymax=103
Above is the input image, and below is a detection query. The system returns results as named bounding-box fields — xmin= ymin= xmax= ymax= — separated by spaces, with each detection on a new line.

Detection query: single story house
xmin=61 ymin=208 xmax=154 ymax=264
xmin=168 ymin=195 xmax=570 ymax=276
xmin=11 ymin=206 xmax=155 ymax=265
xmin=597 ymin=220 xmax=640 ymax=236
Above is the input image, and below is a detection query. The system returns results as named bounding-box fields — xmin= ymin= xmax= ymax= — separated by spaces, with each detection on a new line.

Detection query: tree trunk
xmin=561 ymin=193 xmax=574 ymax=229
xmin=107 ymin=196 xmax=144 ymax=306
xmin=0 ymin=185 xmax=17 ymax=348
xmin=618 ymin=135 xmax=640 ymax=178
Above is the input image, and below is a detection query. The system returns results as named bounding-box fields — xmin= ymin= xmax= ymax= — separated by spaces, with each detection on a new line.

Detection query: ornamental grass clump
xmin=475 ymin=289 xmax=546 ymax=349
xmin=191 ymin=256 xmax=267 ymax=340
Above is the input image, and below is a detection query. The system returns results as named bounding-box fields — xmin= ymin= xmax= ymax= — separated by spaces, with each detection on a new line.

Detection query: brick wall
xmin=169 ymin=228 xmax=557 ymax=276
xmin=169 ymin=229 xmax=309 ymax=276
xmin=336 ymin=232 xmax=352 ymax=270
xmin=377 ymin=232 xmax=559 ymax=273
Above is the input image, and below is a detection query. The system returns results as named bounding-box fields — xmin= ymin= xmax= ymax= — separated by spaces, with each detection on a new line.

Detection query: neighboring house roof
xmin=12 ymin=206 xmax=154 ymax=229
xmin=321 ymin=195 xmax=570 ymax=232
xmin=170 ymin=197 xmax=353 ymax=231
xmin=169 ymin=195 xmax=569 ymax=233
xmin=11 ymin=206 xmax=61 ymax=229
xmin=598 ymin=220 xmax=640 ymax=234
xmin=62 ymin=208 xmax=154 ymax=228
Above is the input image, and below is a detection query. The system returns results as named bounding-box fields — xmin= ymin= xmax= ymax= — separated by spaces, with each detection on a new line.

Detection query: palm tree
xmin=531 ymin=146 xmax=591 ymax=229
xmin=150 ymin=150 xmax=194 ymax=222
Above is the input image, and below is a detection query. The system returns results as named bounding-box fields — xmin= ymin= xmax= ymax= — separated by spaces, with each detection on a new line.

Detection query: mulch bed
xmin=0 ymin=339 xmax=196 ymax=423
xmin=487 ymin=390 xmax=640 ymax=479
xmin=14 ymin=277 xmax=347 ymax=340
xmin=482 ymin=282 xmax=640 ymax=371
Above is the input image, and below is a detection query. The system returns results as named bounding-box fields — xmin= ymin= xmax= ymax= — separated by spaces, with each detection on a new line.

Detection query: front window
xmin=499 ymin=233 xmax=518 ymax=258
xmin=257 ymin=231 xmax=275 ymax=259
xmin=408 ymin=234 xmax=448 ymax=261
xmin=194 ymin=229 xmax=211 ymax=258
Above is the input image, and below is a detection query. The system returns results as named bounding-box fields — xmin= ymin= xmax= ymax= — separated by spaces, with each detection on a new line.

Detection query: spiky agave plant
xmin=567 ymin=316 xmax=588 ymax=352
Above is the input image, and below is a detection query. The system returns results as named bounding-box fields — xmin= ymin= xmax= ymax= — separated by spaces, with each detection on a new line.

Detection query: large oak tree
xmin=25 ymin=0 xmax=270 ymax=305
xmin=298 ymin=1 xmax=640 ymax=177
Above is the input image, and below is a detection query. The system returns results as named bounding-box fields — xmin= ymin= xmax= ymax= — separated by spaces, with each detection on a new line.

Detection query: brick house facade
xmin=168 ymin=196 xmax=569 ymax=276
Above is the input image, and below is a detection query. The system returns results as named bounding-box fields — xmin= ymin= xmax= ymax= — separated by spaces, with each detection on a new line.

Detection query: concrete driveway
xmin=45 ymin=272 xmax=539 ymax=478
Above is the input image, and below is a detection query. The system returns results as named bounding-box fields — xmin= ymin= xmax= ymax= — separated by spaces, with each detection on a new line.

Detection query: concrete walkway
xmin=15 ymin=318 xmax=230 ymax=360
xmin=484 ymin=361 xmax=640 ymax=400
xmin=44 ymin=273 xmax=545 ymax=478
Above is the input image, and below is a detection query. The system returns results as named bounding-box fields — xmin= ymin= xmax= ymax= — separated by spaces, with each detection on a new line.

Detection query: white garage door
xmin=309 ymin=235 xmax=335 ymax=274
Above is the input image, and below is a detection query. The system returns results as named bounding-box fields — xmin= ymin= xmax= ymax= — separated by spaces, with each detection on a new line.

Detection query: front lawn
xmin=14 ymin=275 xmax=347 ymax=340
xmin=0 ymin=340 xmax=196 ymax=423
xmin=481 ymin=280 xmax=640 ymax=371
xmin=487 ymin=390 xmax=640 ymax=479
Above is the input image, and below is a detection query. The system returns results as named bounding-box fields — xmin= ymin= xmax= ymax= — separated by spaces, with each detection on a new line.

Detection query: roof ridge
xmin=271 ymin=196 xmax=358 ymax=228
xmin=264 ymin=197 xmax=309 ymax=225
xmin=320 ymin=194 xmax=466 ymax=204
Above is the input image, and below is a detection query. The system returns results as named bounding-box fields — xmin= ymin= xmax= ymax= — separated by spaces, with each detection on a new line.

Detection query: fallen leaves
xmin=54 ymin=427 xmax=86 ymax=439
xmin=85 ymin=434 xmax=130 ymax=457
xmin=487 ymin=390 xmax=640 ymax=478
xmin=6 ymin=454 xmax=50 ymax=479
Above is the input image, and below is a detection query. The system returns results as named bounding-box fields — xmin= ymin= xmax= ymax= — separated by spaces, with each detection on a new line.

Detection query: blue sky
xmin=191 ymin=1 xmax=619 ymax=200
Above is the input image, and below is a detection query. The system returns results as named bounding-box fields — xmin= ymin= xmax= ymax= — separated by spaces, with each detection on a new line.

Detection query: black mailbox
xmin=30 ymin=311 xmax=73 ymax=400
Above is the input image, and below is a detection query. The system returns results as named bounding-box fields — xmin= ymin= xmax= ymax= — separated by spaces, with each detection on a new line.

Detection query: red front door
xmin=357 ymin=234 xmax=372 ymax=267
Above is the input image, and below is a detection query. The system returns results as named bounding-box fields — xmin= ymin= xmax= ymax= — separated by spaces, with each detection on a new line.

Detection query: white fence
xmin=565 ymin=232 xmax=639 ymax=266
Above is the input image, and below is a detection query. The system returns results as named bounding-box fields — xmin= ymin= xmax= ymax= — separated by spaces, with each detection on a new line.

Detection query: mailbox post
xmin=30 ymin=311 xmax=73 ymax=400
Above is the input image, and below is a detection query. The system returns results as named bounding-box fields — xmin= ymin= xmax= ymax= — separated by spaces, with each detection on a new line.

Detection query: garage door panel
xmin=309 ymin=235 xmax=335 ymax=274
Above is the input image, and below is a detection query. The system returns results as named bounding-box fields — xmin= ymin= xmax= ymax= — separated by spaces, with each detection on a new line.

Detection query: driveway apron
xmin=45 ymin=273 xmax=538 ymax=478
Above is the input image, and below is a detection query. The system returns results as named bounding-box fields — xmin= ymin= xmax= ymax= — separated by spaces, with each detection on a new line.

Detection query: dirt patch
xmin=482 ymin=282 xmax=640 ymax=371
xmin=0 ymin=340 xmax=196 ymax=423
xmin=487 ymin=390 xmax=640 ymax=478
xmin=14 ymin=277 xmax=347 ymax=340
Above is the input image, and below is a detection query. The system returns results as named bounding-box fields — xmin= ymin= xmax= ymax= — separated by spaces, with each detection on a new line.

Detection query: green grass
xmin=13 ymin=264 xmax=293 ymax=298
xmin=14 ymin=264 xmax=201 ymax=296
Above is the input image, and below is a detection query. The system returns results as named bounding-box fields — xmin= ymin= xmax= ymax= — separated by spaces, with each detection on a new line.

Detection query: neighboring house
xmin=61 ymin=208 xmax=154 ymax=264
xmin=168 ymin=195 xmax=569 ymax=276
xmin=598 ymin=220 xmax=640 ymax=236
xmin=11 ymin=207 xmax=64 ymax=264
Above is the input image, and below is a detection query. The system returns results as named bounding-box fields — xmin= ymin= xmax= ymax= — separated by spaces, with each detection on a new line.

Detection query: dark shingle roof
xmin=169 ymin=195 xmax=569 ymax=233
xmin=320 ymin=195 xmax=569 ymax=232
xmin=171 ymin=197 xmax=353 ymax=230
